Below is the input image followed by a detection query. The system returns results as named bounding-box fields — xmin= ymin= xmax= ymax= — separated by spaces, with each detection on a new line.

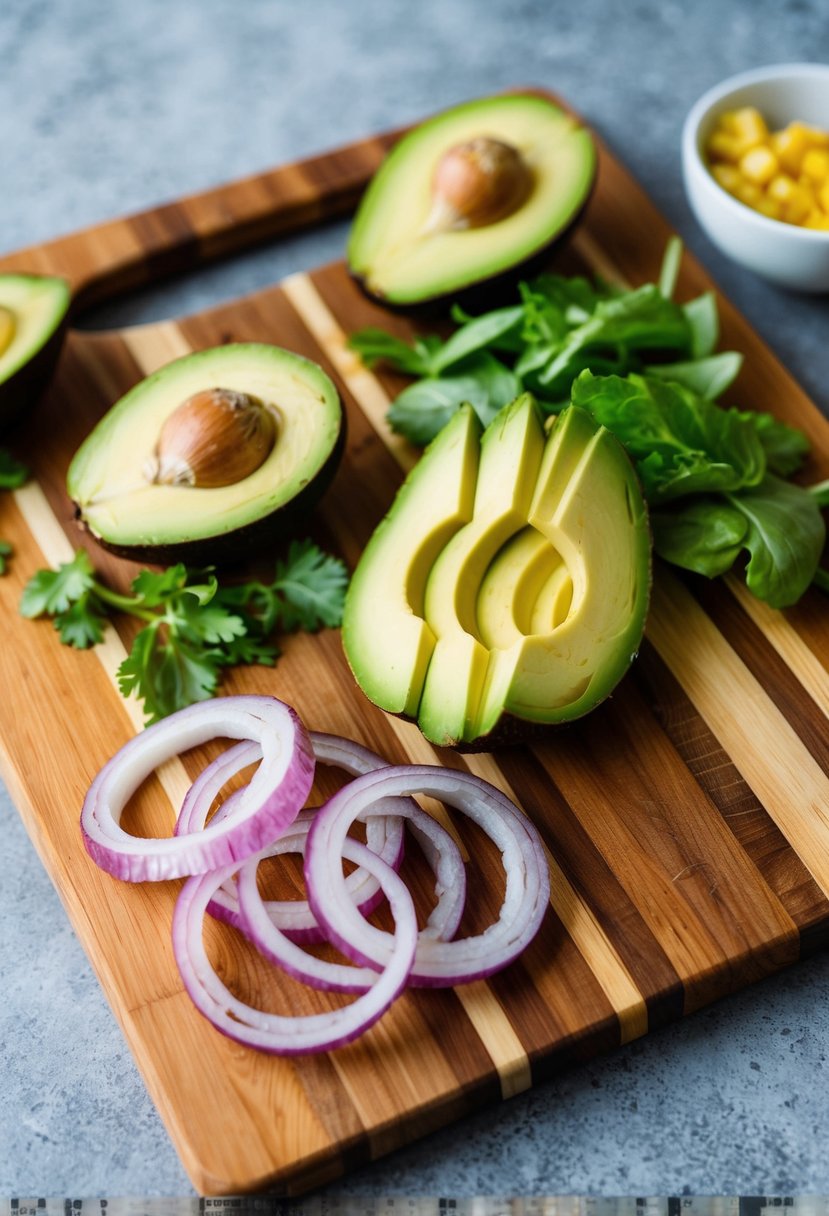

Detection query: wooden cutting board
xmin=1 ymin=91 xmax=827 ymax=1197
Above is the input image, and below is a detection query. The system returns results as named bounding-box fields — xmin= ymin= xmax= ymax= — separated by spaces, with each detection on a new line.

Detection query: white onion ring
xmin=305 ymin=765 xmax=549 ymax=987
xmin=172 ymin=839 xmax=417 ymax=1055
xmin=81 ymin=696 xmax=314 ymax=882
xmin=236 ymin=800 xmax=467 ymax=993
xmin=174 ymin=731 xmax=409 ymax=940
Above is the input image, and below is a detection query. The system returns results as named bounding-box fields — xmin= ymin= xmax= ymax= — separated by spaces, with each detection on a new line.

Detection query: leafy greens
xmin=20 ymin=539 xmax=349 ymax=723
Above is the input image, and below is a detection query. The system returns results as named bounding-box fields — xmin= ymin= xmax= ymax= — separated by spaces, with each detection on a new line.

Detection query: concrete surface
xmin=1 ymin=0 xmax=828 ymax=1199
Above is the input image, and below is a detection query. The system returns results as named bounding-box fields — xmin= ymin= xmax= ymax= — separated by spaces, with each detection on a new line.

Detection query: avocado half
xmin=342 ymin=394 xmax=651 ymax=749
xmin=348 ymin=94 xmax=596 ymax=308
xmin=0 ymin=273 xmax=71 ymax=432
xmin=68 ymin=343 xmax=345 ymax=565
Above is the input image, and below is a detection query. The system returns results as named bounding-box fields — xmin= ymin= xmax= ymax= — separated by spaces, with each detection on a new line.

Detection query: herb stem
xmin=92 ymin=583 xmax=155 ymax=620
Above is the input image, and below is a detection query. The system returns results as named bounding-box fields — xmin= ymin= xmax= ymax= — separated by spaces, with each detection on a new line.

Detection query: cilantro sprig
xmin=20 ymin=539 xmax=349 ymax=723
xmin=0 ymin=448 xmax=29 ymax=575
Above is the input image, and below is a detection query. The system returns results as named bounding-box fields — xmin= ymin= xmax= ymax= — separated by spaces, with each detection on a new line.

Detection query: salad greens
xmin=572 ymin=372 xmax=824 ymax=608
xmin=0 ymin=448 xmax=28 ymax=575
xmin=349 ymin=238 xmax=743 ymax=445
xmin=348 ymin=241 xmax=826 ymax=608
xmin=20 ymin=539 xmax=349 ymax=723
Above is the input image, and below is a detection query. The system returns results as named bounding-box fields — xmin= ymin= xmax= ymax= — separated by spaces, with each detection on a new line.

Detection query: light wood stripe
xmin=648 ymin=571 xmax=829 ymax=897
xmin=464 ymin=754 xmax=648 ymax=1044
xmin=453 ymin=981 xmax=532 ymax=1097
xmin=286 ymin=274 xmax=650 ymax=1047
xmin=725 ymin=574 xmax=829 ymax=717
xmin=12 ymin=481 xmax=194 ymax=810
xmin=121 ymin=320 xmax=194 ymax=370
xmin=281 ymin=271 xmax=417 ymax=473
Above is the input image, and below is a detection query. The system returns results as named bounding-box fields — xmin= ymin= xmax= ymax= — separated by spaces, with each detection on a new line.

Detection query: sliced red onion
xmin=81 ymin=697 xmax=314 ymax=882
xmin=236 ymin=800 xmax=466 ymax=993
xmin=177 ymin=731 xmax=408 ymax=941
xmin=305 ymin=766 xmax=549 ymax=987
xmin=172 ymin=839 xmax=417 ymax=1055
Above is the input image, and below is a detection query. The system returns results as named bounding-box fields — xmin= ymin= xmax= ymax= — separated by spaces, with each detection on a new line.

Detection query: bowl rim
xmin=682 ymin=61 xmax=829 ymax=243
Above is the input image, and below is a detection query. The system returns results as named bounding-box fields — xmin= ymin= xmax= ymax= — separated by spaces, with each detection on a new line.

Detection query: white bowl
xmin=682 ymin=63 xmax=829 ymax=292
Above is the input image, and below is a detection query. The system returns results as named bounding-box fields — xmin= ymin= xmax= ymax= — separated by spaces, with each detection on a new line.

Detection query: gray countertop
xmin=1 ymin=0 xmax=828 ymax=1199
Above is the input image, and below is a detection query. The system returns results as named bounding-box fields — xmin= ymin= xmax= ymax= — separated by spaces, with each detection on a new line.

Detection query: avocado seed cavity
xmin=0 ymin=306 xmax=16 ymax=359
xmin=144 ymin=387 xmax=277 ymax=488
xmin=425 ymin=136 xmax=533 ymax=235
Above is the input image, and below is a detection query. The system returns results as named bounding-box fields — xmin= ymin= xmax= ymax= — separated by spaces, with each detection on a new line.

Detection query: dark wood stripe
xmin=634 ymin=639 xmax=829 ymax=948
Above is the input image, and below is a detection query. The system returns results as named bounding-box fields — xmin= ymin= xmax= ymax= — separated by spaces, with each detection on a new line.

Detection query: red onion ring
xmin=172 ymin=839 xmax=417 ymax=1055
xmin=236 ymin=800 xmax=467 ymax=993
xmin=81 ymin=696 xmax=314 ymax=882
xmin=304 ymin=765 xmax=549 ymax=987
xmin=174 ymin=731 xmax=409 ymax=940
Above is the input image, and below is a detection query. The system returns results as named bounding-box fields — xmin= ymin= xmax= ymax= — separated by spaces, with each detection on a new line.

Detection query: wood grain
xmin=0 ymin=92 xmax=827 ymax=1195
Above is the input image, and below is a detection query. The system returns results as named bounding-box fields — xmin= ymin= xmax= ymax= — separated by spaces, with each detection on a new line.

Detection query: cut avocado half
xmin=68 ymin=343 xmax=344 ymax=565
xmin=0 ymin=273 xmax=71 ymax=432
xmin=342 ymin=394 xmax=650 ymax=748
xmin=348 ymin=94 xmax=596 ymax=307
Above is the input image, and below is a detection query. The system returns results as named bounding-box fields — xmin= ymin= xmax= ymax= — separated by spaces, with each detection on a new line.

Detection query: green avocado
xmin=348 ymin=94 xmax=596 ymax=307
xmin=0 ymin=273 xmax=70 ymax=431
xmin=342 ymin=394 xmax=651 ymax=749
xmin=68 ymin=343 xmax=344 ymax=565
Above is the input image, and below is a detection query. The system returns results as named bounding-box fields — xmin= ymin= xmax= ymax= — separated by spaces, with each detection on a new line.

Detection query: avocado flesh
xmin=68 ymin=343 xmax=343 ymax=563
xmin=417 ymin=395 xmax=545 ymax=745
xmin=348 ymin=94 xmax=596 ymax=306
xmin=0 ymin=274 xmax=70 ymax=431
xmin=343 ymin=397 xmax=650 ymax=749
xmin=341 ymin=406 xmax=480 ymax=717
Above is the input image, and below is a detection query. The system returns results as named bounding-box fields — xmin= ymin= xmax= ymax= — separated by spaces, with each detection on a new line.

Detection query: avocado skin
xmin=350 ymin=188 xmax=594 ymax=320
xmin=76 ymin=413 xmax=347 ymax=568
xmin=0 ymin=315 xmax=68 ymax=434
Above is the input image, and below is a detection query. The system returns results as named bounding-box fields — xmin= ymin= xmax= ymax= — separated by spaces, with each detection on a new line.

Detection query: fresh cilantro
xmin=0 ymin=541 xmax=11 ymax=575
xmin=20 ymin=538 xmax=349 ymax=724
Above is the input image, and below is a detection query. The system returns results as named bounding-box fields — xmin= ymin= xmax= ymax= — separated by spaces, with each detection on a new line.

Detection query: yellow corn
xmin=706 ymin=111 xmax=829 ymax=228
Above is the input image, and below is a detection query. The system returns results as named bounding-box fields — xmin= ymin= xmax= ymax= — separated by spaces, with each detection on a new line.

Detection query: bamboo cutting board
xmin=1 ymin=92 xmax=828 ymax=1196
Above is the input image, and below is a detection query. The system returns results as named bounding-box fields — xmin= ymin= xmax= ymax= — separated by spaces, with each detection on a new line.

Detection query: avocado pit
xmin=145 ymin=387 xmax=278 ymax=488
xmin=426 ymin=136 xmax=533 ymax=234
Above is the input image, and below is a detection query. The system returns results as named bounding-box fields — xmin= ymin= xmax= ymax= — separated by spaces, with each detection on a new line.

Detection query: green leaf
xmin=130 ymin=564 xmax=190 ymax=606
xmin=430 ymin=305 xmax=524 ymax=372
xmin=175 ymin=600 xmax=247 ymax=646
xmin=809 ymin=479 xmax=829 ymax=508
xmin=571 ymin=371 xmax=767 ymax=501
xmin=54 ymin=597 xmax=107 ymax=648
xmin=118 ymin=624 xmax=222 ymax=724
xmin=346 ymin=328 xmax=436 ymax=377
xmin=644 ymin=351 xmax=743 ymax=400
xmin=389 ymin=352 xmax=521 ymax=445
xmin=658 ymin=236 xmax=683 ymax=299
xmin=0 ymin=540 xmax=11 ymax=575
xmin=651 ymin=499 xmax=748 ymax=578
xmin=0 ymin=449 xmax=28 ymax=489
xmin=20 ymin=550 xmax=96 ymax=617
xmin=725 ymin=476 xmax=826 ymax=608
xmin=738 ymin=410 xmax=812 ymax=476
xmin=272 ymin=539 xmax=349 ymax=632
xmin=683 ymin=292 xmax=720 ymax=358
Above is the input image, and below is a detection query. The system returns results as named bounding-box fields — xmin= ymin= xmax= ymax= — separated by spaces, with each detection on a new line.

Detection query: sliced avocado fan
xmin=342 ymin=393 xmax=651 ymax=748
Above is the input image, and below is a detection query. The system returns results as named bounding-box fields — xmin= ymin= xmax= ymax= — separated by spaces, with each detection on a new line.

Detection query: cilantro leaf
xmin=117 ymin=624 xmax=222 ymax=724
xmin=272 ymin=539 xmax=349 ymax=631
xmin=55 ymin=596 xmax=107 ymax=648
xmin=0 ymin=540 xmax=11 ymax=575
xmin=346 ymin=329 xmax=437 ymax=377
xmin=20 ymin=550 xmax=96 ymax=617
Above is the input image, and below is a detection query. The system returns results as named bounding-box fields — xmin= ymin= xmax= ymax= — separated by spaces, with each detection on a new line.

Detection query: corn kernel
xmin=739 ymin=145 xmax=778 ymax=184
xmin=771 ymin=125 xmax=810 ymax=174
xmin=730 ymin=106 xmax=769 ymax=148
xmin=735 ymin=181 xmax=763 ymax=208
xmin=818 ymin=181 xmax=829 ymax=212
xmin=801 ymin=148 xmax=829 ymax=183
xmin=790 ymin=121 xmax=829 ymax=149
xmin=767 ymin=173 xmax=798 ymax=202
xmin=783 ymin=188 xmax=813 ymax=224
xmin=804 ymin=209 xmax=829 ymax=230
xmin=755 ymin=197 xmax=782 ymax=221
xmin=711 ymin=163 xmax=742 ymax=193
xmin=708 ymin=130 xmax=746 ymax=163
